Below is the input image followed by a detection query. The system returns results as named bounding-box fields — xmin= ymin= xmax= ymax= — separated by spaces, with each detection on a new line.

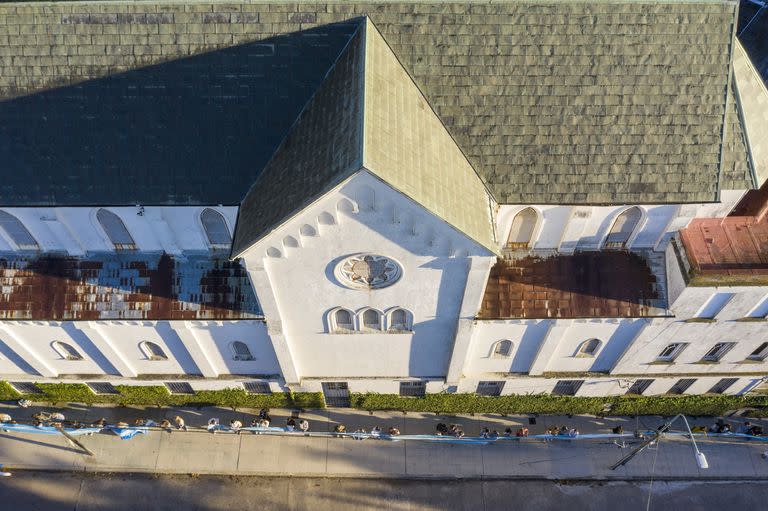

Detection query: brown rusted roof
xmin=478 ymin=252 xmax=666 ymax=319
xmin=679 ymin=215 xmax=768 ymax=285
xmin=0 ymin=253 xmax=261 ymax=320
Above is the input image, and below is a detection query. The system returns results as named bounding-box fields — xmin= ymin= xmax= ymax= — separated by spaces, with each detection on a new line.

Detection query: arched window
xmin=576 ymin=338 xmax=601 ymax=357
xmin=231 ymin=341 xmax=254 ymax=361
xmin=96 ymin=209 xmax=136 ymax=250
xmin=389 ymin=308 xmax=411 ymax=331
xmin=200 ymin=208 xmax=231 ymax=247
xmin=0 ymin=211 xmax=38 ymax=250
xmin=362 ymin=309 xmax=382 ymax=331
xmin=604 ymin=207 xmax=642 ymax=249
xmin=506 ymin=208 xmax=537 ymax=249
xmin=333 ymin=309 xmax=354 ymax=332
xmin=492 ymin=340 xmax=513 ymax=358
xmin=139 ymin=341 xmax=168 ymax=361
xmin=52 ymin=341 xmax=83 ymax=361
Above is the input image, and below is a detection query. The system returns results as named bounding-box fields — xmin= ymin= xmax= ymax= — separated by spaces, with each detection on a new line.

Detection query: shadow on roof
xmin=0 ymin=19 xmax=362 ymax=207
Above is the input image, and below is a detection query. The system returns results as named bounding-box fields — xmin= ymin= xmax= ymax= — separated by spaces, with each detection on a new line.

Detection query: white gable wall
xmin=240 ymin=171 xmax=496 ymax=383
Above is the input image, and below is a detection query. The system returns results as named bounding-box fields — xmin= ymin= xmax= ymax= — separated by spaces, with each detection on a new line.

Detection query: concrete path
xmin=1 ymin=403 xmax=767 ymax=480
xmin=3 ymin=473 xmax=768 ymax=511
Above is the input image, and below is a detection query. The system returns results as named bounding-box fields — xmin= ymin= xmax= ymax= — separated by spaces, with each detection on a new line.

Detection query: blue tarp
xmin=0 ymin=423 xmax=101 ymax=436
xmin=105 ymin=427 xmax=149 ymax=440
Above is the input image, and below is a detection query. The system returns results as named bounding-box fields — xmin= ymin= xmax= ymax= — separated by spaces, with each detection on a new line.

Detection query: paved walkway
xmin=1 ymin=402 xmax=767 ymax=480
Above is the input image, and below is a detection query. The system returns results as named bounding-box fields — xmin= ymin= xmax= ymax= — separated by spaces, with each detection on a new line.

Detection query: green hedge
xmin=0 ymin=381 xmax=324 ymax=410
xmin=351 ymin=393 xmax=768 ymax=417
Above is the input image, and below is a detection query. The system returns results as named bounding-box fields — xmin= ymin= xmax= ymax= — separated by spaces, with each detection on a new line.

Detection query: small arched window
xmin=96 ymin=209 xmax=136 ymax=250
xmin=53 ymin=341 xmax=83 ymax=361
xmin=362 ymin=309 xmax=382 ymax=331
xmin=492 ymin=340 xmax=513 ymax=358
xmin=390 ymin=308 xmax=410 ymax=331
xmin=140 ymin=341 xmax=168 ymax=361
xmin=231 ymin=341 xmax=254 ymax=361
xmin=506 ymin=208 xmax=537 ymax=249
xmin=333 ymin=309 xmax=354 ymax=332
xmin=576 ymin=338 xmax=601 ymax=357
xmin=0 ymin=211 xmax=38 ymax=250
xmin=604 ymin=207 xmax=642 ymax=249
xmin=200 ymin=208 xmax=231 ymax=247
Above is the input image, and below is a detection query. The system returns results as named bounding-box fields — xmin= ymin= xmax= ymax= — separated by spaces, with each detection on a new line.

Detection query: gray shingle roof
xmin=232 ymin=19 xmax=496 ymax=256
xmin=0 ymin=1 xmax=752 ymax=206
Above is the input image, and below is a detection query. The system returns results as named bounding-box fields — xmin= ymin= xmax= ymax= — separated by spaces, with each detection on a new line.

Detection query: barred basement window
xmin=10 ymin=382 xmax=41 ymax=394
xmin=552 ymin=380 xmax=584 ymax=396
xmin=708 ymin=378 xmax=738 ymax=394
xmin=87 ymin=382 xmax=119 ymax=395
xmin=0 ymin=210 xmax=39 ymax=250
xmin=97 ymin=208 xmax=136 ymax=250
xmin=626 ymin=379 xmax=654 ymax=396
xmin=231 ymin=341 xmax=254 ymax=361
xmin=476 ymin=381 xmax=505 ymax=396
xmin=667 ymin=378 xmax=696 ymax=395
xmin=399 ymin=381 xmax=426 ymax=397
xmin=200 ymin=208 xmax=232 ymax=247
xmin=164 ymin=382 xmax=194 ymax=395
xmin=243 ymin=382 xmax=271 ymax=394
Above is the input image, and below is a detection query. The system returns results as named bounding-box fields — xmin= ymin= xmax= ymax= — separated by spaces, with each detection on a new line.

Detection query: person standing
xmin=174 ymin=415 xmax=188 ymax=432
xmin=298 ymin=419 xmax=309 ymax=434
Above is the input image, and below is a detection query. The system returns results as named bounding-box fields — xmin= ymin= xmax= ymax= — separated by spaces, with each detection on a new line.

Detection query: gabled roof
xmin=232 ymin=19 xmax=496 ymax=257
xmin=733 ymin=40 xmax=768 ymax=188
xmin=0 ymin=1 xmax=753 ymax=207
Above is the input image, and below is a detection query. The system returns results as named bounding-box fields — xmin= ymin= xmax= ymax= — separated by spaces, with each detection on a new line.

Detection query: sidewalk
xmin=1 ymin=402 xmax=767 ymax=480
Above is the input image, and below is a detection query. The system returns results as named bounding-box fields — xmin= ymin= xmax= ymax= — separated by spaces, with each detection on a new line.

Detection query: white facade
xmin=0 ymin=176 xmax=764 ymax=400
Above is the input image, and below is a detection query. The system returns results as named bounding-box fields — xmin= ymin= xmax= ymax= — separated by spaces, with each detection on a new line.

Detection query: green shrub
xmin=351 ymin=392 xmax=768 ymax=417
xmin=0 ymin=381 xmax=20 ymax=401
xmin=290 ymin=391 xmax=325 ymax=409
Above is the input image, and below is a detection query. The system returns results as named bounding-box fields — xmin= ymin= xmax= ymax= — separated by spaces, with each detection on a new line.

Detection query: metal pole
xmin=55 ymin=425 xmax=94 ymax=456
xmin=610 ymin=414 xmax=705 ymax=471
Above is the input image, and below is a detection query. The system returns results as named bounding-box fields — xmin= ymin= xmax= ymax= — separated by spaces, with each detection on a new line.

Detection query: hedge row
xmin=351 ymin=393 xmax=768 ymax=417
xmin=0 ymin=382 xmax=325 ymax=410
xmin=3 ymin=381 xmax=768 ymax=417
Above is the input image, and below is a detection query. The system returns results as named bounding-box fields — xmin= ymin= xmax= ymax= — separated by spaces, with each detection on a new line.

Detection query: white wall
xmin=241 ymin=171 xmax=495 ymax=381
xmin=0 ymin=206 xmax=238 ymax=254
xmin=0 ymin=320 xmax=280 ymax=379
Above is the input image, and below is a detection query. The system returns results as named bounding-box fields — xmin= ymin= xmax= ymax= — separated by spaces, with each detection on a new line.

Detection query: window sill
xmin=648 ymin=360 xmax=675 ymax=365
xmin=683 ymin=318 xmax=716 ymax=323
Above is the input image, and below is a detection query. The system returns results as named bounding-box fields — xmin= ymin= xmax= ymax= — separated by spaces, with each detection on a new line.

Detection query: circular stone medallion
xmin=334 ymin=254 xmax=402 ymax=289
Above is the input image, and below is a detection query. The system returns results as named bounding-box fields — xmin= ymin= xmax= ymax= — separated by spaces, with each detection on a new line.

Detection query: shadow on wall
xmin=0 ymin=20 xmax=362 ymax=206
xmin=587 ymin=319 xmax=649 ymax=373
xmin=509 ymin=320 xmax=553 ymax=373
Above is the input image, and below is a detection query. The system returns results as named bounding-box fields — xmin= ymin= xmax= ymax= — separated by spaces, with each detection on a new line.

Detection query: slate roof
xmin=477 ymin=252 xmax=668 ymax=319
xmin=0 ymin=252 xmax=262 ymax=320
xmin=0 ymin=1 xmax=755 ymax=208
xmin=233 ymin=19 xmax=496 ymax=256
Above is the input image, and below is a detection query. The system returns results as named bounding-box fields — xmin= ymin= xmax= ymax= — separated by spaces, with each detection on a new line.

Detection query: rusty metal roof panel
xmin=478 ymin=251 xmax=668 ymax=319
xmin=0 ymin=252 xmax=261 ymax=321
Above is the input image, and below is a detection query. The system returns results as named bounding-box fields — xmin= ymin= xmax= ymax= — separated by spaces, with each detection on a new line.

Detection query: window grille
xmin=476 ymin=381 xmax=505 ymax=396
xmin=87 ymin=382 xmax=119 ymax=395
xmin=232 ymin=341 xmax=254 ymax=361
xmin=493 ymin=340 xmax=513 ymax=358
xmin=399 ymin=381 xmax=426 ymax=397
xmin=708 ymin=378 xmax=738 ymax=394
xmin=551 ymin=380 xmax=584 ymax=396
xmin=10 ymin=382 xmax=41 ymax=394
xmin=243 ymin=381 xmax=271 ymax=394
xmin=626 ymin=379 xmax=654 ymax=395
xmin=164 ymin=382 xmax=194 ymax=395
xmin=0 ymin=211 xmax=38 ymax=249
xmin=200 ymin=208 xmax=232 ymax=246
xmin=656 ymin=343 xmax=687 ymax=362
xmin=702 ymin=342 xmax=735 ymax=362
xmin=97 ymin=209 xmax=136 ymax=250
xmin=667 ymin=378 xmax=696 ymax=395
xmin=748 ymin=342 xmax=768 ymax=361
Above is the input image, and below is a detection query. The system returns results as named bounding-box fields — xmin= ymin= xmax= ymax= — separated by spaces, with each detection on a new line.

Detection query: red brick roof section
xmin=478 ymin=252 xmax=664 ymax=319
xmin=0 ymin=253 xmax=262 ymax=321
xmin=679 ymin=217 xmax=768 ymax=275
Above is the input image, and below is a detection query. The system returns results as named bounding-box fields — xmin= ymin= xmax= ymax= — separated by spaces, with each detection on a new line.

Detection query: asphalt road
xmin=1 ymin=472 xmax=767 ymax=511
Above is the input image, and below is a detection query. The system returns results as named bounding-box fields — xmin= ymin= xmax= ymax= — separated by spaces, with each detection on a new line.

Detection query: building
xmin=0 ymin=1 xmax=767 ymax=404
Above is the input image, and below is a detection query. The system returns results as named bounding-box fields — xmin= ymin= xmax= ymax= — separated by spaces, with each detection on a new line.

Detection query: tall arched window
xmin=506 ymin=208 xmax=537 ymax=249
xmin=576 ymin=338 xmax=601 ymax=357
xmin=231 ymin=341 xmax=254 ymax=361
xmin=362 ymin=309 xmax=382 ymax=331
xmin=200 ymin=208 xmax=231 ymax=247
xmin=139 ymin=341 xmax=168 ymax=361
xmin=604 ymin=207 xmax=642 ymax=249
xmin=0 ymin=211 xmax=38 ymax=250
xmin=389 ymin=308 xmax=410 ymax=331
xmin=52 ymin=341 xmax=83 ymax=361
xmin=96 ymin=209 xmax=136 ymax=250
xmin=492 ymin=340 xmax=513 ymax=358
xmin=333 ymin=309 xmax=354 ymax=332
